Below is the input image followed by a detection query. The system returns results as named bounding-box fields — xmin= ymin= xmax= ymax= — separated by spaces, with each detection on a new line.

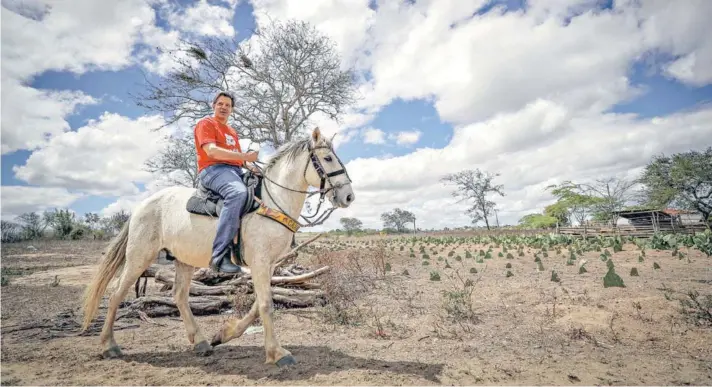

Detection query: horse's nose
xmin=346 ymin=193 xmax=353 ymax=203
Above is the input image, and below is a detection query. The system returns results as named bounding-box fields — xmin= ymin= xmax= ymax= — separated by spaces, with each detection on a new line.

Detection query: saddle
xmin=184 ymin=170 xmax=301 ymax=266
xmin=185 ymin=170 xmax=262 ymax=266
xmin=186 ymin=170 xmax=263 ymax=218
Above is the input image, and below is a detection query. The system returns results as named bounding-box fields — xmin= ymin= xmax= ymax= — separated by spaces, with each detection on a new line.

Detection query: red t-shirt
xmin=194 ymin=117 xmax=243 ymax=172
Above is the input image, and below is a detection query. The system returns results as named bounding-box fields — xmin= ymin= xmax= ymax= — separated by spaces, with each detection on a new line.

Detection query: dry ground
xmin=1 ymin=235 xmax=711 ymax=386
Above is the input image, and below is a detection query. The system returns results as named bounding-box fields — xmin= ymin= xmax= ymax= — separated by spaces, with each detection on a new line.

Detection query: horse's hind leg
xmin=211 ymin=300 xmax=259 ymax=346
xmin=173 ymin=260 xmax=212 ymax=356
xmin=100 ymin=246 xmax=156 ymax=358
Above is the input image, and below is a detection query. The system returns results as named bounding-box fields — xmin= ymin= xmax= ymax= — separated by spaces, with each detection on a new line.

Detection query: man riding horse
xmin=82 ymin=95 xmax=355 ymax=363
xmin=193 ymin=91 xmax=258 ymax=273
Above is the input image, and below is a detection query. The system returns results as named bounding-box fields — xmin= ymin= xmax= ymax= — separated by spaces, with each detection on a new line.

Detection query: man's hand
xmin=245 ymin=162 xmax=262 ymax=175
xmin=202 ymin=143 xmax=259 ymax=163
xmin=243 ymin=150 xmax=259 ymax=163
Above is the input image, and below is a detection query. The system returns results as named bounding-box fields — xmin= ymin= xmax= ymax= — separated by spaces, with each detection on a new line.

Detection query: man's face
xmin=213 ymin=96 xmax=233 ymax=120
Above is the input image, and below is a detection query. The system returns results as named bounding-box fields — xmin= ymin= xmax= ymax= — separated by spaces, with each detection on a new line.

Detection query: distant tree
xmin=441 ymin=169 xmax=505 ymax=230
xmin=134 ymin=19 xmax=357 ymax=184
xmin=98 ymin=210 xmax=131 ymax=236
xmin=1 ymin=221 xmax=24 ymax=243
xmin=98 ymin=217 xmax=114 ymax=236
xmin=84 ymin=212 xmax=100 ymax=230
xmin=16 ymin=212 xmax=46 ymax=239
xmin=381 ymin=208 xmax=415 ymax=233
xmin=339 ymin=217 xmax=363 ymax=235
xmin=543 ymin=202 xmax=570 ymax=226
xmin=577 ymin=177 xmax=637 ymax=224
xmin=638 ymin=147 xmax=712 ymax=227
xmin=518 ymin=214 xmax=558 ymax=229
xmin=43 ymin=208 xmax=76 ymax=239
xmin=547 ymin=182 xmax=606 ymax=226
xmin=144 ymin=130 xmax=198 ymax=188
xmin=110 ymin=210 xmax=131 ymax=233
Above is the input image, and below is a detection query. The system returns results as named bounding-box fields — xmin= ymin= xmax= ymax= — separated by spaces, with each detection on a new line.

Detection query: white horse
xmin=81 ymin=127 xmax=354 ymax=366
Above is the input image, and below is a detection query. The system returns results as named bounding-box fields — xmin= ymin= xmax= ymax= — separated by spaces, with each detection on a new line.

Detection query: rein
xmin=250 ymin=142 xmax=350 ymax=229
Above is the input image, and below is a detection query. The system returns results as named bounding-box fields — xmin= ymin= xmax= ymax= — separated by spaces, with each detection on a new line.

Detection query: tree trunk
xmin=702 ymin=209 xmax=711 ymax=230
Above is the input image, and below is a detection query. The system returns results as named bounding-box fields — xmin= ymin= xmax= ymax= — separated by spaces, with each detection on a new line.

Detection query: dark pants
xmin=198 ymin=164 xmax=247 ymax=260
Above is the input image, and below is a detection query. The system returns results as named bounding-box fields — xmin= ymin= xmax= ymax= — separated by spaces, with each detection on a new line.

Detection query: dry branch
xmin=4 ymin=309 xmax=139 ymax=339
xmin=274 ymin=233 xmax=323 ymax=268
xmin=118 ymin=296 xmax=232 ymax=319
xmin=126 ymin=235 xmax=329 ymax=317
xmin=271 ymin=266 xmax=330 ymax=284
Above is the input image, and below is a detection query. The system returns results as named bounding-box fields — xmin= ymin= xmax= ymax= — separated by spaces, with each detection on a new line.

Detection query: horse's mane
xmin=264 ymin=135 xmax=332 ymax=171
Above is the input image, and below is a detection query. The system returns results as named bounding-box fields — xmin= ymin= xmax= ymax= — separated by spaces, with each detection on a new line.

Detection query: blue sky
xmin=2 ymin=0 xmax=711 ymax=229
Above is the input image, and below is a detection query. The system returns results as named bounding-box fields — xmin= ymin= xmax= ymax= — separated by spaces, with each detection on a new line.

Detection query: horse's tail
xmin=81 ymin=217 xmax=131 ymax=331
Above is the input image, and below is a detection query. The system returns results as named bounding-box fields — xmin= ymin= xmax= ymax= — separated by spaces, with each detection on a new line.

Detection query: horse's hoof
xmin=210 ymin=333 xmax=222 ymax=347
xmin=194 ymin=340 xmax=213 ymax=357
xmin=275 ymin=354 xmax=297 ymax=367
xmin=102 ymin=346 xmax=122 ymax=359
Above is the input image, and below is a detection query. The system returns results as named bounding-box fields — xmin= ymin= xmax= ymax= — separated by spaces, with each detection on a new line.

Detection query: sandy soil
xmin=1 ymin=235 xmax=711 ymax=386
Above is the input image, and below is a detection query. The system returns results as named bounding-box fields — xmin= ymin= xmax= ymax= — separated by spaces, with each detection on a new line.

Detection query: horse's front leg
xmin=252 ymin=261 xmax=295 ymax=366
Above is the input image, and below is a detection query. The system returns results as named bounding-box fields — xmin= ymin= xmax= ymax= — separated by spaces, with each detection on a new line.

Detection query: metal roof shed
xmin=614 ymin=209 xmax=678 ymax=232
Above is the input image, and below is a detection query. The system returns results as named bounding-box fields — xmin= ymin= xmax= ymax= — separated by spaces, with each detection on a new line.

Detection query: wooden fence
xmin=422 ymin=228 xmax=551 ymax=237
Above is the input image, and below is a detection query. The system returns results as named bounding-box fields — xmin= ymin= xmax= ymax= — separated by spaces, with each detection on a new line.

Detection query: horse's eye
xmin=324 ymin=155 xmax=333 ymax=162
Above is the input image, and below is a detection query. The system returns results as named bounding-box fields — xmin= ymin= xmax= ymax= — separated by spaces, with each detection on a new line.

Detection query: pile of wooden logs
xmin=119 ymin=234 xmax=330 ymax=318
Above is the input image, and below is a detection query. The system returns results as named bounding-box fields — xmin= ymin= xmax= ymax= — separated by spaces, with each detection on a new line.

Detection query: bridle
xmin=252 ymin=141 xmax=351 ymax=228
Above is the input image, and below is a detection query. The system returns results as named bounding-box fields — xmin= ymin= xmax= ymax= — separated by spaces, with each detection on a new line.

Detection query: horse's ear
xmin=311 ymin=127 xmax=321 ymax=143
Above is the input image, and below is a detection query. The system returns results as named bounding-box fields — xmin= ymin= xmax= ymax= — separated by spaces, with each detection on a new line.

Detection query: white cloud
xmin=0 ymin=0 xmax=238 ymax=156
xmin=0 ymin=77 xmax=99 ymax=154
xmin=305 ymin=110 xmax=376 ymax=149
xmin=362 ymin=127 xmax=386 ymax=144
xmin=0 ymin=186 xmax=84 ymax=220
xmin=360 ymin=1 xmax=651 ymax=124
xmin=0 ymin=0 xmax=169 ymax=156
xmin=164 ymin=0 xmax=237 ymax=37
xmin=635 ymin=0 xmax=712 ymax=86
xmin=135 ymin=25 xmax=183 ymax=76
xmin=393 ymin=130 xmax=422 ymax=146
xmin=1 ymin=0 xmax=160 ymax=81
xmin=310 ymin=103 xmax=712 ymax=231
xmin=664 ymin=52 xmax=712 ymax=87
xmin=98 ymin=171 xmax=180 ymax=217
xmin=12 ymin=113 xmax=172 ymax=196
xmin=252 ymin=0 xmax=712 ymax=124
xmin=1 ymin=0 xmax=51 ymax=20
xmin=250 ymin=0 xmax=375 ymax=68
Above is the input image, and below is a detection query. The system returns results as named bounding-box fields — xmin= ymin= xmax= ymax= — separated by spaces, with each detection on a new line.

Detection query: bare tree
xmin=441 ymin=169 xmax=505 ymax=230
xmin=2 ymin=221 xmax=24 ymax=243
xmin=134 ymin=18 xmax=356 ymax=145
xmin=84 ymin=212 xmax=100 ymax=231
xmin=134 ymin=19 xmax=356 ymax=187
xmin=144 ymin=130 xmax=198 ymax=188
xmin=110 ymin=210 xmax=131 ymax=234
xmin=16 ymin=212 xmax=46 ymax=239
xmin=576 ymin=177 xmax=637 ymax=225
